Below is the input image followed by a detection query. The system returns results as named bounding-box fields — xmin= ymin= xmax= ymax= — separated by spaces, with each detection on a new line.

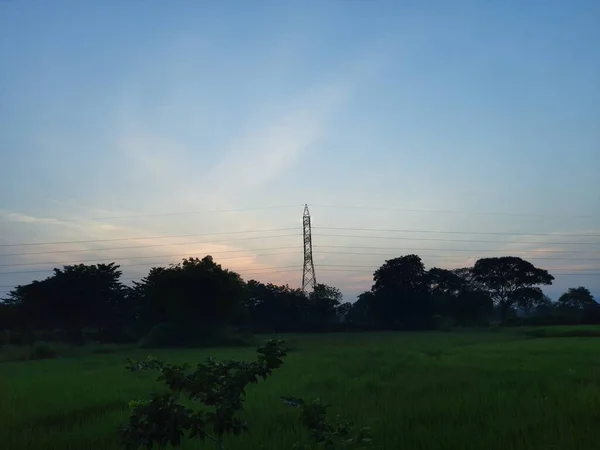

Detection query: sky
xmin=0 ymin=0 xmax=599 ymax=301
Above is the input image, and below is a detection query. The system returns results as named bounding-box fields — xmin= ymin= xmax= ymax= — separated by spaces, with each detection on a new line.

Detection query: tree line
xmin=0 ymin=254 xmax=597 ymax=346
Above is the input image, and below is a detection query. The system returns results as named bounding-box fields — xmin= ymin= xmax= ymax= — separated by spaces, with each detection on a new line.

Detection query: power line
xmin=86 ymin=205 xmax=301 ymax=220
xmin=2 ymin=224 xmax=598 ymax=250
xmin=313 ymin=268 xmax=600 ymax=276
xmin=0 ymin=265 xmax=304 ymax=289
xmin=0 ymin=227 xmax=298 ymax=248
xmin=0 ymin=247 xmax=300 ymax=268
xmin=2 ymin=231 xmax=598 ymax=260
xmin=316 ymin=263 xmax=600 ymax=272
xmin=313 ymin=250 xmax=600 ymax=261
xmin=314 ymin=244 xmax=595 ymax=254
xmin=312 ymin=233 xmax=600 ymax=247
xmin=308 ymin=204 xmax=599 ymax=219
xmin=0 ymin=233 xmax=301 ymax=258
xmin=1 ymin=245 xmax=600 ymax=274
xmin=0 ymin=253 xmax=303 ymax=275
xmin=313 ymin=226 xmax=600 ymax=238
xmin=0 ymin=205 xmax=303 ymax=223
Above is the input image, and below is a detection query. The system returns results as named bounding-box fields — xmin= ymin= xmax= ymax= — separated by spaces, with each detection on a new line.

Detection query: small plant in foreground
xmin=120 ymin=339 xmax=288 ymax=450
xmin=281 ymin=397 xmax=373 ymax=450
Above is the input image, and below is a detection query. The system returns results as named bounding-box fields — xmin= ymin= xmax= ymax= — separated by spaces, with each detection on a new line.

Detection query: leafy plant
xmin=281 ymin=397 xmax=372 ymax=449
xmin=120 ymin=338 xmax=288 ymax=450
xmin=30 ymin=342 xmax=57 ymax=360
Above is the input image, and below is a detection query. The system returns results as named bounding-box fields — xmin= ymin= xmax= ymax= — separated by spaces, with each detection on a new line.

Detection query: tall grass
xmin=1 ymin=331 xmax=600 ymax=449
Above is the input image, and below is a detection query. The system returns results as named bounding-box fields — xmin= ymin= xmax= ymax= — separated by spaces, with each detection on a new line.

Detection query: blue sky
xmin=1 ymin=0 xmax=599 ymax=301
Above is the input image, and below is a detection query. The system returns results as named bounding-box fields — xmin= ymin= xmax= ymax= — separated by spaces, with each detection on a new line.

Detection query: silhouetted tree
xmin=5 ymin=263 xmax=128 ymax=338
xmin=305 ymin=283 xmax=343 ymax=330
xmin=557 ymin=286 xmax=596 ymax=309
xmin=0 ymin=301 xmax=18 ymax=330
xmin=429 ymin=267 xmax=493 ymax=326
xmin=531 ymin=294 xmax=554 ymax=317
xmin=346 ymin=291 xmax=377 ymax=328
xmin=471 ymin=256 xmax=554 ymax=322
xmin=244 ymin=280 xmax=306 ymax=332
xmin=336 ymin=302 xmax=352 ymax=323
xmin=133 ymin=256 xmax=246 ymax=344
xmin=370 ymin=254 xmax=432 ymax=329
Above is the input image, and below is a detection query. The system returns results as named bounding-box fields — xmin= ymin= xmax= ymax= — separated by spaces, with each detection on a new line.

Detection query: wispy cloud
xmin=1 ymin=211 xmax=68 ymax=225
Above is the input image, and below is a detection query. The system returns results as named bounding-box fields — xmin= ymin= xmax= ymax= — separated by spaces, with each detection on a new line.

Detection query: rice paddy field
xmin=2 ymin=328 xmax=600 ymax=450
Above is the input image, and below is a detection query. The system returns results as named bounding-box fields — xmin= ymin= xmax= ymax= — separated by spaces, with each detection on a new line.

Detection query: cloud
xmin=1 ymin=211 xmax=68 ymax=225
xmin=204 ymin=82 xmax=350 ymax=199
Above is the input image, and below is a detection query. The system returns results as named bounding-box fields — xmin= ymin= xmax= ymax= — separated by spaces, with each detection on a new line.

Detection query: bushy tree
xmin=133 ymin=256 xmax=246 ymax=345
xmin=370 ymin=254 xmax=433 ymax=329
xmin=471 ymin=256 xmax=554 ymax=321
xmin=429 ymin=267 xmax=492 ymax=326
xmin=5 ymin=263 xmax=128 ymax=337
xmin=557 ymin=286 xmax=596 ymax=309
xmin=345 ymin=292 xmax=377 ymax=328
xmin=244 ymin=280 xmax=307 ymax=332
xmin=305 ymin=284 xmax=343 ymax=330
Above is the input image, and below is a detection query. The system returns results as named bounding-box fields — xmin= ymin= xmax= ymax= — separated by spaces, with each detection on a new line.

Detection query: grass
xmin=520 ymin=325 xmax=600 ymax=338
xmin=2 ymin=329 xmax=600 ymax=449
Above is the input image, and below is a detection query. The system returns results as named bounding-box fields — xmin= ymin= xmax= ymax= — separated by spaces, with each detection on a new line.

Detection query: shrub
xmin=281 ymin=397 xmax=372 ymax=449
xmin=30 ymin=342 xmax=57 ymax=360
xmin=121 ymin=339 xmax=288 ymax=449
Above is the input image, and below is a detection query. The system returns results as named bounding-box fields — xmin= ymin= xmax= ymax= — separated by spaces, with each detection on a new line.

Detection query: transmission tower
xmin=301 ymin=204 xmax=317 ymax=292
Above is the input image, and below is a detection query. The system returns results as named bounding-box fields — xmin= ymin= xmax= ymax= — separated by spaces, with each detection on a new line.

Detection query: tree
xmin=513 ymin=287 xmax=546 ymax=314
xmin=5 ymin=263 xmax=128 ymax=337
xmin=305 ymin=284 xmax=343 ymax=330
xmin=370 ymin=254 xmax=432 ymax=329
xmin=557 ymin=286 xmax=596 ymax=309
xmin=471 ymin=256 xmax=554 ymax=321
xmin=451 ymin=267 xmax=485 ymax=291
xmin=133 ymin=256 xmax=247 ymax=345
xmin=244 ymin=281 xmax=307 ymax=332
xmin=428 ymin=267 xmax=493 ymax=325
xmin=531 ymin=294 xmax=554 ymax=316
xmin=345 ymin=292 xmax=377 ymax=328
xmin=336 ymin=302 xmax=352 ymax=323
xmin=429 ymin=268 xmax=467 ymax=298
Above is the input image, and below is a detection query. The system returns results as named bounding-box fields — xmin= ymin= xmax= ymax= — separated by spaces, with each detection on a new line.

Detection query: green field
xmin=2 ymin=329 xmax=600 ymax=450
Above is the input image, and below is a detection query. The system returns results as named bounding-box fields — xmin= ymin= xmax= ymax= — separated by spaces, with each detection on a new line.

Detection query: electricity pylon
xmin=301 ymin=204 xmax=317 ymax=292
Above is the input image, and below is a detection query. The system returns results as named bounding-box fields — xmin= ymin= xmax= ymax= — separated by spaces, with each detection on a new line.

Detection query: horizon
xmin=1 ymin=1 xmax=599 ymax=301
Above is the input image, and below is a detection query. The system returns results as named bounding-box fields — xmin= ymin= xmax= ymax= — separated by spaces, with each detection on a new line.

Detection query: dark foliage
xmin=281 ymin=397 xmax=373 ymax=449
xmin=0 ymin=252 xmax=595 ymax=342
xmin=472 ymin=256 xmax=554 ymax=321
xmin=30 ymin=342 xmax=57 ymax=360
xmin=132 ymin=256 xmax=247 ymax=341
xmin=370 ymin=254 xmax=433 ymax=329
xmin=121 ymin=339 xmax=288 ymax=450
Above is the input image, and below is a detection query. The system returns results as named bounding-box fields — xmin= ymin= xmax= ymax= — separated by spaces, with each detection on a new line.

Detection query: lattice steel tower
xmin=301 ymin=204 xmax=317 ymax=292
